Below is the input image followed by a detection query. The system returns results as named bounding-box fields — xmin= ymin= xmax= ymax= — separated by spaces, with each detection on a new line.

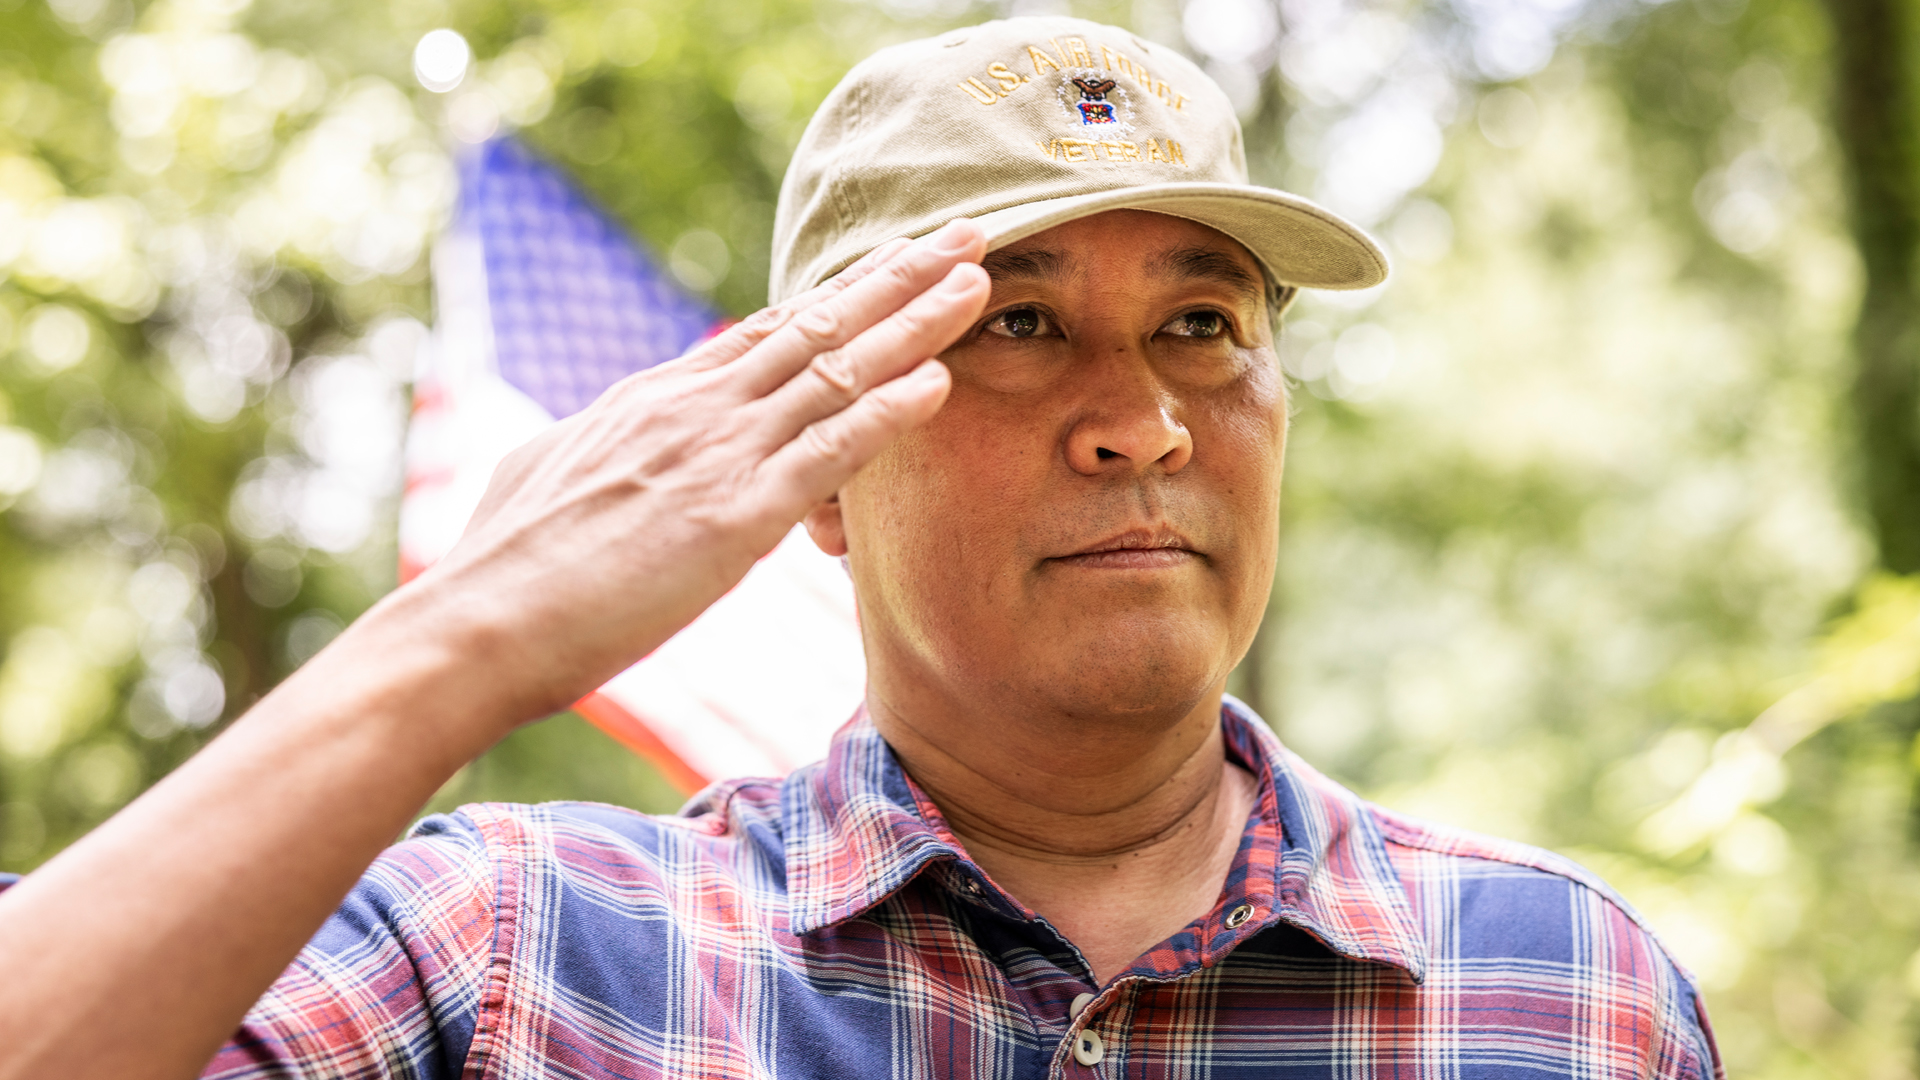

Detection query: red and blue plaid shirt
xmin=203 ymin=700 xmax=1723 ymax=1078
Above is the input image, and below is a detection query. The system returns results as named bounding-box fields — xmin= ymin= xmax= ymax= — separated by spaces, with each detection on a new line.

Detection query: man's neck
xmin=866 ymin=685 xmax=1257 ymax=986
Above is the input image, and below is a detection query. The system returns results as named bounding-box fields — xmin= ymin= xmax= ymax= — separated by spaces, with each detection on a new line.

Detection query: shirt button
xmin=1070 ymin=992 xmax=1095 ymax=1018
xmin=1072 ymin=1027 xmax=1105 ymax=1066
xmin=1225 ymin=902 xmax=1255 ymax=928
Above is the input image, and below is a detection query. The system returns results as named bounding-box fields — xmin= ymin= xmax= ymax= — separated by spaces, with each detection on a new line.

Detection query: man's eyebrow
xmin=978 ymin=244 xmax=1267 ymax=304
xmin=980 ymin=248 xmax=1070 ymax=282
xmin=1147 ymin=247 xmax=1266 ymax=302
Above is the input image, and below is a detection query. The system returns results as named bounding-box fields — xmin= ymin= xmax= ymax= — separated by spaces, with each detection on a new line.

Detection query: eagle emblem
xmin=1070 ymin=77 xmax=1118 ymax=124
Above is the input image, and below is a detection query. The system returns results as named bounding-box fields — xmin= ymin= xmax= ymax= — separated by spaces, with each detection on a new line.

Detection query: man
xmin=0 ymin=16 xmax=1721 ymax=1079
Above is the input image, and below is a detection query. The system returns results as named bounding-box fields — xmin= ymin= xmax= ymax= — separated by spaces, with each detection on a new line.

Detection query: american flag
xmin=402 ymin=137 xmax=866 ymax=792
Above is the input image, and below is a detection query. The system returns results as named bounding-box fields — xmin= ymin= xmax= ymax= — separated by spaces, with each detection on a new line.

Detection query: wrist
xmin=282 ymin=578 xmax=534 ymax=769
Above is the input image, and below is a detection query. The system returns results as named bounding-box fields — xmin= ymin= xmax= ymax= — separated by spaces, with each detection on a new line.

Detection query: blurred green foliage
xmin=3 ymin=0 xmax=1920 ymax=1073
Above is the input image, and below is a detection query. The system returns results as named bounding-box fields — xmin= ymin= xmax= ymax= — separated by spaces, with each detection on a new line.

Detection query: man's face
xmin=815 ymin=210 xmax=1287 ymax=726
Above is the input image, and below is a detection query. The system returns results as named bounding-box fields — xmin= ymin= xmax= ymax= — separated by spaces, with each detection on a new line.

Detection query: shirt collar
xmin=780 ymin=699 xmax=1429 ymax=983
xmin=779 ymin=704 xmax=966 ymax=934
xmin=1222 ymin=697 xmax=1430 ymax=982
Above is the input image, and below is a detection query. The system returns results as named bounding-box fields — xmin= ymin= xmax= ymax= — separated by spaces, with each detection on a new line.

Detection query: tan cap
xmin=769 ymin=15 xmax=1388 ymax=305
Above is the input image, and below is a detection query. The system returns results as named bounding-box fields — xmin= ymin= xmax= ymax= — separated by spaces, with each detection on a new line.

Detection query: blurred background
xmin=1 ymin=0 xmax=1918 ymax=1069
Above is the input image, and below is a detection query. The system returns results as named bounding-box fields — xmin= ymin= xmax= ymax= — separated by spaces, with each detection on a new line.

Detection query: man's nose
xmin=1063 ymin=347 xmax=1194 ymax=476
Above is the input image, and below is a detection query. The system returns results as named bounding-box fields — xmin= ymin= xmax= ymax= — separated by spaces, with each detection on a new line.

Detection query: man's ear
xmin=803 ymin=494 xmax=848 ymax=557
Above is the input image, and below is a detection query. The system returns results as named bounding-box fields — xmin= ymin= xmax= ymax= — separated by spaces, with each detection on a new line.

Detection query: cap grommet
xmin=1225 ymin=902 xmax=1255 ymax=929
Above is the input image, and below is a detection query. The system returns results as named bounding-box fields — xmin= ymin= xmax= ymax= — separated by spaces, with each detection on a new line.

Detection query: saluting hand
xmin=412 ymin=219 xmax=991 ymax=727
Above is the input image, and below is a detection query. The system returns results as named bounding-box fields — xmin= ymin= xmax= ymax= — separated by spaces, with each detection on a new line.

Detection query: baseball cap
xmin=769 ymin=15 xmax=1388 ymax=306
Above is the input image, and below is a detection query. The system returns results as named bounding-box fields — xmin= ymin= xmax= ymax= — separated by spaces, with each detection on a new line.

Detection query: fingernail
xmin=928 ymin=220 xmax=974 ymax=253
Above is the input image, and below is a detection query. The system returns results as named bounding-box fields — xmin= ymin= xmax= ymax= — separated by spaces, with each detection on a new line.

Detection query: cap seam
xmin=831 ymin=81 xmax=865 ymax=240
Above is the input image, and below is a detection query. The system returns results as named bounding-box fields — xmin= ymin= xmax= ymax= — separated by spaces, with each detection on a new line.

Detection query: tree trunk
xmin=1822 ymin=0 xmax=1920 ymax=573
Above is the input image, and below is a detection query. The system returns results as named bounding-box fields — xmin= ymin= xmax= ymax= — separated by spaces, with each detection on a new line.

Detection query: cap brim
xmin=965 ymin=182 xmax=1388 ymax=291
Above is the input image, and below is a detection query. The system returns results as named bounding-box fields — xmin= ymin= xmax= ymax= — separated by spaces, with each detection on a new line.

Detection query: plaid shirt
xmin=204 ymin=700 xmax=1723 ymax=1079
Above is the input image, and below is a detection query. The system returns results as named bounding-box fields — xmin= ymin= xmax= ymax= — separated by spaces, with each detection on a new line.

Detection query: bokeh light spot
xmin=414 ymin=29 xmax=472 ymax=94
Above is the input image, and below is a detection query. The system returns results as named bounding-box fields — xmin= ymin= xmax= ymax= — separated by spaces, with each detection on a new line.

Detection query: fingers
xmin=727 ymin=220 xmax=988 ymax=400
xmin=749 ymin=261 xmax=989 ymax=450
xmin=756 ymin=359 xmax=953 ymax=513
xmin=673 ymin=238 xmax=917 ymax=375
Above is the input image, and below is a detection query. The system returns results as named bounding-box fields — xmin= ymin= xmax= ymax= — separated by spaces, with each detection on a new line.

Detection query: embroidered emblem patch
xmin=1055 ymin=69 xmax=1134 ymax=136
xmin=1070 ymin=77 xmax=1118 ymax=124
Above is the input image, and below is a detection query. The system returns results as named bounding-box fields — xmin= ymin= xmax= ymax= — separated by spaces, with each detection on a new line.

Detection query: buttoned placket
xmin=936 ymin=863 xmax=1120 ymax=1078
xmin=1043 ymin=898 xmax=1282 ymax=1078
xmin=1055 ymin=988 xmax=1112 ymax=1076
xmin=1068 ymin=992 xmax=1105 ymax=1066
xmin=935 ymin=867 xmax=1120 ymax=1077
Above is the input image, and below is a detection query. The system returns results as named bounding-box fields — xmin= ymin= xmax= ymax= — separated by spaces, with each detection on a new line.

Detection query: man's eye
xmin=1162 ymin=311 xmax=1227 ymax=338
xmin=985 ymin=308 xmax=1052 ymax=339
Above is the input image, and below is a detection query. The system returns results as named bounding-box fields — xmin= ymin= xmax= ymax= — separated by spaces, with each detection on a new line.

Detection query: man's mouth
xmin=1050 ymin=528 xmax=1201 ymax=570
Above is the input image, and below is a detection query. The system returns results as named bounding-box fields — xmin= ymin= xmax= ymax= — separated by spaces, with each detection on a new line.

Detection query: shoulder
xmin=421 ymin=778 xmax=792 ymax=897
xmin=1369 ymin=802 xmax=1652 ymax=928
xmin=1264 ymin=739 xmax=1722 ymax=1079
xmin=1363 ymin=801 xmax=1723 ymax=1079
xmin=1269 ymin=741 xmax=1676 ymax=958
xmin=442 ymin=775 xmax=788 ymax=849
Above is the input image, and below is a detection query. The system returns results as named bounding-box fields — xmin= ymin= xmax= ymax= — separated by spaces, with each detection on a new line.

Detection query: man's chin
xmin=1023 ymin=636 xmax=1230 ymax=725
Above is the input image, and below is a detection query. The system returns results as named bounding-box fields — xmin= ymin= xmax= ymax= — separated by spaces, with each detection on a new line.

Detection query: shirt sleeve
xmin=1668 ymin=963 xmax=1727 ymax=1080
xmin=201 ymin=812 xmax=501 ymax=1080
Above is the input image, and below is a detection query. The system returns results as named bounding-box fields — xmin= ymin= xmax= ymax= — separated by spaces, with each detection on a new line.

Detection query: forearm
xmin=0 ymin=582 xmax=522 ymax=1080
